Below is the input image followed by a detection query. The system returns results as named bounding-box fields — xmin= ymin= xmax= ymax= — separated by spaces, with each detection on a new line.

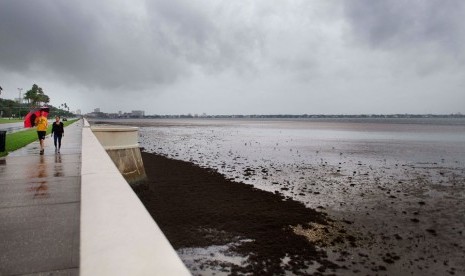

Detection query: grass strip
xmin=0 ymin=119 xmax=78 ymax=157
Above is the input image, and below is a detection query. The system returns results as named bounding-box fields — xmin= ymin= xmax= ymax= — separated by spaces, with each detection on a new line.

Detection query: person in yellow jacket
xmin=35 ymin=110 xmax=48 ymax=155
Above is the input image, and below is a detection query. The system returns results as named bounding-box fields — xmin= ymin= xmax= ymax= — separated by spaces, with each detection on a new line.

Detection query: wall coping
xmin=80 ymin=119 xmax=190 ymax=275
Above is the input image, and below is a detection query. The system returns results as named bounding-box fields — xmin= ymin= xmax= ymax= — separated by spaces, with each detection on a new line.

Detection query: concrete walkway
xmin=0 ymin=121 xmax=82 ymax=275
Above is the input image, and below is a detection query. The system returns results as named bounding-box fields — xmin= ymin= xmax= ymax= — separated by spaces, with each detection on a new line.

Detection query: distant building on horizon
xmin=75 ymin=109 xmax=81 ymax=115
xmin=131 ymin=110 xmax=145 ymax=118
xmin=94 ymin=108 xmax=100 ymax=113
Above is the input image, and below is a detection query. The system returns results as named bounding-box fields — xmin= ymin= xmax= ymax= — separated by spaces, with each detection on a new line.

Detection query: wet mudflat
xmin=135 ymin=151 xmax=465 ymax=276
xmin=96 ymin=118 xmax=465 ymax=275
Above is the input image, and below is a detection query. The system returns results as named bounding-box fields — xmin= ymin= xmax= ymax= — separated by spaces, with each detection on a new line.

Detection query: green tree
xmin=23 ymin=84 xmax=50 ymax=106
xmin=37 ymin=87 xmax=50 ymax=105
xmin=24 ymin=84 xmax=39 ymax=105
xmin=61 ymin=103 xmax=69 ymax=112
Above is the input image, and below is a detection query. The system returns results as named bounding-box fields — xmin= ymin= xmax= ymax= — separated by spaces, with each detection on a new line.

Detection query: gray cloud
xmin=145 ymin=0 xmax=264 ymax=74
xmin=0 ymin=1 xmax=464 ymax=114
xmin=344 ymin=0 xmax=465 ymax=57
xmin=0 ymin=0 xmax=267 ymax=91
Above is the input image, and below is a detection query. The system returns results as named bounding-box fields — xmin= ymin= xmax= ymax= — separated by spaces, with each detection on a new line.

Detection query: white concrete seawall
xmin=80 ymin=119 xmax=190 ymax=275
xmin=91 ymin=125 xmax=147 ymax=185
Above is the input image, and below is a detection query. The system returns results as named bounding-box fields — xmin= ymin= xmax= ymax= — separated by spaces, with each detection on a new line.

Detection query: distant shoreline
xmin=88 ymin=116 xmax=465 ymax=128
xmin=87 ymin=113 xmax=465 ymax=120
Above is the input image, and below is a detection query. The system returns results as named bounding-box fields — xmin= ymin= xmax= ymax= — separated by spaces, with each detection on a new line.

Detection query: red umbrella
xmin=24 ymin=107 xmax=50 ymax=128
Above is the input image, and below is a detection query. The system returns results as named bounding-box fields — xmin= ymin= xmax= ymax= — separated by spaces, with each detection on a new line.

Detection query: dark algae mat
xmin=134 ymin=152 xmax=342 ymax=275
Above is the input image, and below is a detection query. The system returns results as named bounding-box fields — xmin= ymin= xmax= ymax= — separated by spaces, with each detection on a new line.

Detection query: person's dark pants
xmin=54 ymin=134 xmax=63 ymax=149
xmin=37 ymin=131 xmax=46 ymax=140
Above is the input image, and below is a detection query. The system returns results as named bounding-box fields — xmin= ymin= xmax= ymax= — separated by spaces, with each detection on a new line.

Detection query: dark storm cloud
xmin=0 ymin=0 xmax=187 ymax=89
xmin=1 ymin=1 xmax=464 ymax=114
xmin=0 ymin=0 xmax=262 ymax=91
xmin=144 ymin=0 xmax=263 ymax=73
xmin=344 ymin=0 xmax=465 ymax=56
xmin=1 ymin=2 xmax=98 ymax=78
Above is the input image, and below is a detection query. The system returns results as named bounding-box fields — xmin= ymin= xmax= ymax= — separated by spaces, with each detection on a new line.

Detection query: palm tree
xmin=24 ymin=84 xmax=50 ymax=107
xmin=24 ymin=84 xmax=39 ymax=105
xmin=37 ymin=90 xmax=50 ymax=105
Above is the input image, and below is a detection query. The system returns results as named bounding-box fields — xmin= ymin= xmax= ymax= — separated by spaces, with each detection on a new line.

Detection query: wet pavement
xmin=0 ymin=120 xmax=82 ymax=275
xmin=0 ymin=121 xmax=26 ymax=134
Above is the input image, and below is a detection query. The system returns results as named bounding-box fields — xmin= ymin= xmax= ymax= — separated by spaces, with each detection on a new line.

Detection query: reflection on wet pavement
xmin=0 ymin=122 xmax=25 ymax=134
xmin=54 ymin=153 xmax=63 ymax=177
xmin=27 ymin=155 xmax=49 ymax=199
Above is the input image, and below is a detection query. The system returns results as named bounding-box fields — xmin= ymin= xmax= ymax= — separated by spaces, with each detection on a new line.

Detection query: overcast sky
xmin=1 ymin=0 xmax=464 ymax=115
